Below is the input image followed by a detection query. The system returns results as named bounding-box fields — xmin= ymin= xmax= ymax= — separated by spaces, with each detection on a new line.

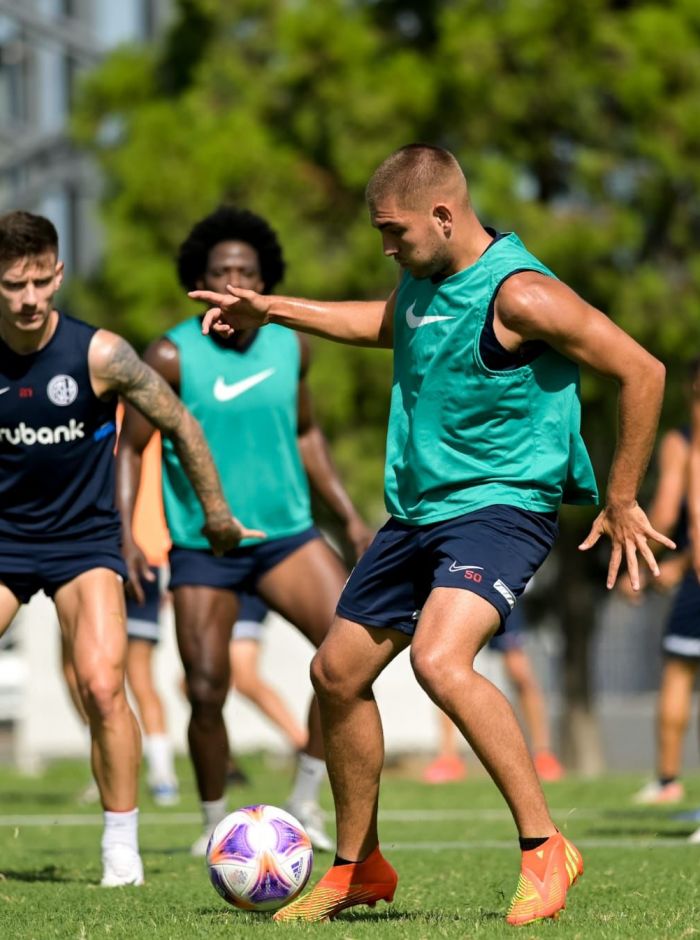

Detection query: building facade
xmin=0 ymin=0 xmax=172 ymax=272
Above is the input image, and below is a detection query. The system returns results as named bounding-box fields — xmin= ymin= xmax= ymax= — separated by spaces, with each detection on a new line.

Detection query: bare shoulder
xmin=495 ymin=270 xmax=573 ymax=331
xmin=144 ymin=336 xmax=180 ymax=389
xmin=661 ymin=428 xmax=690 ymax=460
xmin=88 ymin=329 xmax=146 ymax=395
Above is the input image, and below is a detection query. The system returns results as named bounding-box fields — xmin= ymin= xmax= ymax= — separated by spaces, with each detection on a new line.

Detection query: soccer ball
xmin=206 ymin=804 xmax=313 ymax=912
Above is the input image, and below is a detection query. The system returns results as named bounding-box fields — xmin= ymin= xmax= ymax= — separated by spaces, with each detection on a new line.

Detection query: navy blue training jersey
xmin=0 ymin=313 xmax=120 ymax=543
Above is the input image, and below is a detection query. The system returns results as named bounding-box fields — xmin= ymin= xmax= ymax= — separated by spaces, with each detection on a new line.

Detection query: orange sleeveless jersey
xmin=116 ymin=404 xmax=171 ymax=567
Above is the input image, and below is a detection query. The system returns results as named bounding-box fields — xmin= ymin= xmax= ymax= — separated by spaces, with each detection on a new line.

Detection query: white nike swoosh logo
xmin=0 ymin=388 xmax=9 ymax=395
xmin=405 ymin=301 xmax=455 ymax=329
xmin=448 ymin=562 xmax=484 ymax=572
xmin=213 ymin=369 xmax=275 ymax=402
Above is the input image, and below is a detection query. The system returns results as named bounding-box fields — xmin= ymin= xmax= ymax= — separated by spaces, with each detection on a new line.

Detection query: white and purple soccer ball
xmin=206 ymin=804 xmax=313 ymax=912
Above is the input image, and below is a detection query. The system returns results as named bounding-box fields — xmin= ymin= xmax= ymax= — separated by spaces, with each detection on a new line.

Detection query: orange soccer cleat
xmin=272 ymin=846 xmax=398 ymax=923
xmin=422 ymin=754 xmax=468 ymax=784
xmin=533 ymin=750 xmax=565 ymax=782
xmin=506 ymin=832 xmax=583 ymax=926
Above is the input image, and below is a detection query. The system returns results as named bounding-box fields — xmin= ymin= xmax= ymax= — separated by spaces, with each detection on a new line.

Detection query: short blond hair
xmin=365 ymin=144 xmax=467 ymax=210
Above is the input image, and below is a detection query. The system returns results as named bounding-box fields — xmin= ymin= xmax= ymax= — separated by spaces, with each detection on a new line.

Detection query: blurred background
xmin=1 ymin=0 xmax=699 ymax=778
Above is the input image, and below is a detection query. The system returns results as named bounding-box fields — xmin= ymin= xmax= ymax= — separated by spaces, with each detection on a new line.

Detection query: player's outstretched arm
xmin=295 ymin=336 xmax=373 ymax=561
xmin=495 ymin=272 xmax=674 ymax=590
xmin=89 ymin=330 xmax=265 ymax=554
xmin=190 ymin=286 xmax=396 ymax=349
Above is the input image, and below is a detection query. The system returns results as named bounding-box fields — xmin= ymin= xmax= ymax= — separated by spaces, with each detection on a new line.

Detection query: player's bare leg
xmin=230 ymin=638 xmax=307 ymax=749
xmin=657 ymin=657 xmax=696 ymax=781
xmin=174 ymin=585 xmax=238 ymax=799
xmin=273 ymin=616 xmax=407 ymax=922
xmin=55 ymin=568 xmax=143 ymax=886
xmin=0 ymin=583 xmax=20 ymax=636
xmin=411 ymin=587 xmax=581 ymax=924
xmin=174 ymin=585 xmax=239 ymax=853
xmin=502 ymin=647 xmax=563 ymax=781
xmin=258 ymin=537 xmax=348 ymax=850
xmin=127 ymin=639 xmax=179 ymax=805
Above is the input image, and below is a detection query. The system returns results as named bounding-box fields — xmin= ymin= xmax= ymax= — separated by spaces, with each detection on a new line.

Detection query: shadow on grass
xmin=0 ymin=865 xmax=83 ymax=883
xmin=587 ymin=825 xmax=692 ymax=839
xmin=195 ymin=906 xmax=428 ymax=923
xmin=0 ymin=789 xmax=78 ymax=808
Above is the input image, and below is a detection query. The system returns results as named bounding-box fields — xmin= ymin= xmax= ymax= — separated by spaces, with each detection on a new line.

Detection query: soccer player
xmin=62 ymin=426 xmax=179 ymax=806
xmin=625 ymin=360 xmax=700 ymax=841
xmin=117 ymin=206 xmax=371 ymax=855
xmin=0 ymin=210 xmax=254 ymax=887
xmin=193 ymin=145 xmax=673 ymax=925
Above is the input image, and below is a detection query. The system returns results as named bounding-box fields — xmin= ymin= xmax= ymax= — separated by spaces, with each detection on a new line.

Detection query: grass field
xmin=0 ymin=755 xmax=698 ymax=940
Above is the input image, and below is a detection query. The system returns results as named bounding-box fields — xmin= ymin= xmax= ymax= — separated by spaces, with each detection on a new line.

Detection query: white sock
xmin=144 ymin=734 xmax=177 ymax=786
xmin=102 ymin=808 xmax=139 ymax=854
xmin=202 ymin=797 xmax=228 ymax=830
xmin=288 ymin=753 xmax=326 ymax=805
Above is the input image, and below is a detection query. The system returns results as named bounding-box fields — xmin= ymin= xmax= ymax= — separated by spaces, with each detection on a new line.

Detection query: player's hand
xmin=122 ymin=538 xmax=155 ymax=605
xmin=578 ymin=500 xmax=676 ymax=591
xmin=189 ymin=286 xmax=273 ymax=337
xmin=202 ymin=513 xmax=266 ymax=555
xmin=345 ymin=515 xmax=374 ymax=561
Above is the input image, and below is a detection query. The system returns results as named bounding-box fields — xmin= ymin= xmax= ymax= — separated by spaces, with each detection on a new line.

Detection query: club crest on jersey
xmin=47 ymin=374 xmax=78 ymax=406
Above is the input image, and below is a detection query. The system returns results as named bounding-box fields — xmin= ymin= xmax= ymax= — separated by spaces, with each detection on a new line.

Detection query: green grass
xmin=0 ymin=755 xmax=699 ymax=939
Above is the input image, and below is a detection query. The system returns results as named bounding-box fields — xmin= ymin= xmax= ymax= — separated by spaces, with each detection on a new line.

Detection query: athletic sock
xmin=518 ymin=836 xmax=550 ymax=851
xmin=144 ymin=734 xmax=176 ymax=785
xmin=659 ymin=776 xmax=677 ymax=787
xmin=202 ymin=797 xmax=228 ymax=830
xmin=333 ymin=855 xmax=354 ymax=866
xmin=288 ymin=752 xmax=326 ymax=805
xmin=102 ymin=808 xmax=139 ymax=853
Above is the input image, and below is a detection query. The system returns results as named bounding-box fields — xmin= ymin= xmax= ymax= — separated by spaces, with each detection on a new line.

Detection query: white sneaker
xmin=78 ymin=780 xmax=100 ymax=805
xmin=285 ymin=800 xmax=334 ymax=853
xmin=101 ymin=845 xmax=144 ymax=887
xmin=150 ymin=780 xmax=180 ymax=807
xmin=191 ymin=826 xmax=215 ymax=857
xmin=689 ymin=826 xmax=700 ymax=844
xmin=632 ymin=780 xmax=685 ymax=805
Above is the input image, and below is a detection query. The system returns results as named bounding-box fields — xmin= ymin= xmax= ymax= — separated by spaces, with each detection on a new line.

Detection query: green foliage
xmin=70 ymin=0 xmax=700 ymax=520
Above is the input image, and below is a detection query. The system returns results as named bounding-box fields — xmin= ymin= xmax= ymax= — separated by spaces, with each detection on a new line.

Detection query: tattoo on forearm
xmin=108 ymin=339 xmax=229 ymax=518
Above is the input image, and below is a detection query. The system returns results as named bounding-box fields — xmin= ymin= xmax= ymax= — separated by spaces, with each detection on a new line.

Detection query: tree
xmin=71 ymin=0 xmax=700 ymax=771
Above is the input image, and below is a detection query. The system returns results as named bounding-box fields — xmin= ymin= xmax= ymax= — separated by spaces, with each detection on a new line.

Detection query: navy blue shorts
xmin=125 ymin=566 xmax=161 ymax=643
xmin=169 ymin=527 xmax=320 ymax=593
xmin=337 ymin=506 xmax=557 ymax=636
xmin=663 ymin=571 xmax=700 ymax=659
xmin=488 ymin=601 xmax=526 ymax=652
xmin=0 ymin=540 xmax=127 ymax=605
xmin=232 ymin=591 xmax=269 ymax=641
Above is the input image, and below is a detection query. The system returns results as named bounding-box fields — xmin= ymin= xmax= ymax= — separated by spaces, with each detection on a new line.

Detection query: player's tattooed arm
xmin=88 ymin=329 xmax=265 ymax=553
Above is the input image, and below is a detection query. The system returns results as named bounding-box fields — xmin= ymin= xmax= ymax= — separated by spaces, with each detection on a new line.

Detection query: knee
xmin=310 ymin=647 xmax=364 ymax=703
xmin=80 ymin=669 xmax=124 ymax=722
xmin=185 ymin=665 xmax=228 ymax=711
xmin=411 ymin=646 xmax=471 ymax=701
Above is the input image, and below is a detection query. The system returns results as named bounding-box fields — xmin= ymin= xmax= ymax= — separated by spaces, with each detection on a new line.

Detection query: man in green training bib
xmin=192 ymin=145 xmax=673 ymax=927
xmin=117 ymin=207 xmax=371 ymax=856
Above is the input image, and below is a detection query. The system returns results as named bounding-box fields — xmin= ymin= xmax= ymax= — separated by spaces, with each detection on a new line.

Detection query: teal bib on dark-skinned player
xmin=161 ymin=318 xmax=312 ymax=548
xmin=385 ymin=233 xmax=598 ymax=524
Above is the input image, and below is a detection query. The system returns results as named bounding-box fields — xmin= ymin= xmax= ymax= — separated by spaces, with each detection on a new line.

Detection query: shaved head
xmin=365 ymin=144 xmax=468 ymax=212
